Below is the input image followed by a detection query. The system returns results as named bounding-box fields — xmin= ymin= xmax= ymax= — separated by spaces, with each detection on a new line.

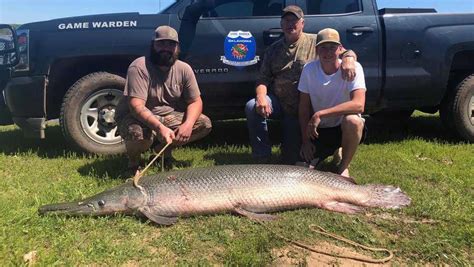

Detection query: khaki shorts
xmin=117 ymin=111 xmax=212 ymax=143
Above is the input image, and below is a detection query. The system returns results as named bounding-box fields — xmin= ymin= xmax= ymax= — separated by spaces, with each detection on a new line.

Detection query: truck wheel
xmin=60 ymin=72 xmax=126 ymax=154
xmin=441 ymin=74 xmax=474 ymax=142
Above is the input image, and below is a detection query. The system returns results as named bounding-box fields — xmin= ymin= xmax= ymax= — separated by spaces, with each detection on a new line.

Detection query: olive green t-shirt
xmin=117 ymin=57 xmax=200 ymax=117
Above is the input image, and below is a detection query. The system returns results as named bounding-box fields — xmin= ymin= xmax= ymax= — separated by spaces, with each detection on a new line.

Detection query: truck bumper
xmin=4 ymin=75 xmax=47 ymax=138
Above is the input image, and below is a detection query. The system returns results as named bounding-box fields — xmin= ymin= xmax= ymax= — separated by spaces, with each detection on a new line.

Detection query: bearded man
xmin=115 ymin=26 xmax=212 ymax=172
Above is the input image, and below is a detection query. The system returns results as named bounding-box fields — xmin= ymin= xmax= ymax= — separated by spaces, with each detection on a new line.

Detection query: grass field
xmin=0 ymin=113 xmax=472 ymax=265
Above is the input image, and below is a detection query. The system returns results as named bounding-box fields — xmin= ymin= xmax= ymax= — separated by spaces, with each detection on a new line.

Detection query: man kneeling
xmin=115 ymin=26 xmax=212 ymax=172
xmin=298 ymin=28 xmax=366 ymax=183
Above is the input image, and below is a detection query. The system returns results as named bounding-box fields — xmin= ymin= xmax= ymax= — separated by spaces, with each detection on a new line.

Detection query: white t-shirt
xmin=298 ymin=59 xmax=366 ymax=128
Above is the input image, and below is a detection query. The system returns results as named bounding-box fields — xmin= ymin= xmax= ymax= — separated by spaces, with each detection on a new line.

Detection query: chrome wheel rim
xmin=80 ymin=89 xmax=123 ymax=145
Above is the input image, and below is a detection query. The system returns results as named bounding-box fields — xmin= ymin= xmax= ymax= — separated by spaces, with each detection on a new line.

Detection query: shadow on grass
xmin=195 ymin=115 xmax=463 ymax=147
xmin=203 ymin=151 xmax=279 ymax=165
xmin=0 ymin=114 xmax=465 ymax=159
xmin=76 ymin=156 xmax=130 ymax=180
xmin=76 ymin=155 xmax=195 ymax=180
xmin=191 ymin=119 xmax=282 ymax=148
xmin=363 ymin=115 xmax=461 ymax=144
xmin=0 ymin=125 xmax=73 ymax=158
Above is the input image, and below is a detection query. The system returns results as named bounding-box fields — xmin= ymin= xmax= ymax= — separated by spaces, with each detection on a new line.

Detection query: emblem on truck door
xmin=220 ymin=31 xmax=259 ymax=67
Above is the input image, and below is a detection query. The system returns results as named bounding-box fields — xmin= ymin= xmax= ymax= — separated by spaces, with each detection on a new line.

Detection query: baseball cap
xmin=282 ymin=5 xmax=304 ymax=19
xmin=316 ymin=28 xmax=341 ymax=47
xmin=153 ymin=26 xmax=179 ymax=43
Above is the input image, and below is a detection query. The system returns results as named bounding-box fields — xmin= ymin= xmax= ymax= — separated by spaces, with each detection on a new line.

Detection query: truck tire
xmin=60 ymin=72 xmax=126 ymax=154
xmin=440 ymin=74 xmax=474 ymax=142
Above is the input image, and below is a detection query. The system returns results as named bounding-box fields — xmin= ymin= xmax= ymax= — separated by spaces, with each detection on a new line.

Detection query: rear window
xmin=296 ymin=0 xmax=361 ymax=15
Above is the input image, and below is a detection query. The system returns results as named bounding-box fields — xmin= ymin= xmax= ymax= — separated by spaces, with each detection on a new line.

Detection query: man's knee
xmin=245 ymin=98 xmax=257 ymax=117
xmin=197 ymin=114 xmax=212 ymax=135
xmin=341 ymin=115 xmax=364 ymax=133
xmin=185 ymin=114 xmax=212 ymax=144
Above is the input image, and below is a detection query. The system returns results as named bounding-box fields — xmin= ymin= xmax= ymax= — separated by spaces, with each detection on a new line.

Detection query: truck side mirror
xmin=0 ymin=24 xmax=19 ymax=69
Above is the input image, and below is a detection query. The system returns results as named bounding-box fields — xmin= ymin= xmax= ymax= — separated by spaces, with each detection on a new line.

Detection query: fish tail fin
xmin=364 ymin=185 xmax=411 ymax=209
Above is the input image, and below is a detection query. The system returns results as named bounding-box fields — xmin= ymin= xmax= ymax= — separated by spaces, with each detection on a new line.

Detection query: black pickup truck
xmin=1 ymin=0 xmax=473 ymax=154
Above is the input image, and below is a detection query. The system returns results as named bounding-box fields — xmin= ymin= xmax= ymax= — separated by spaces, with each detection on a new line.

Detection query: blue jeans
xmin=245 ymin=94 xmax=301 ymax=164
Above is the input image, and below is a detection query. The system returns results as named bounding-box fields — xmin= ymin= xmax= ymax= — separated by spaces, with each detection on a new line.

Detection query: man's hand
xmin=157 ymin=124 xmax=175 ymax=144
xmin=341 ymin=55 xmax=356 ymax=81
xmin=306 ymin=114 xmax=321 ymax=139
xmin=300 ymin=140 xmax=316 ymax=163
xmin=174 ymin=122 xmax=193 ymax=145
xmin=255 ymin=94 xmax=272 ymax=118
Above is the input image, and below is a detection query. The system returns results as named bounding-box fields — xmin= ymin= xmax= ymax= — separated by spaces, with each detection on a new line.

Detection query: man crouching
xmin=298 ymin=28 xmax=367 ymax=183
xmin=115 ymin=26 xmax=212 ymax=172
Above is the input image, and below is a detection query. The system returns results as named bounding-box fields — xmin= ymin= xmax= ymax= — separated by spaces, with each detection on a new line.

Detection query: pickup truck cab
xmin=1 ymin=0 xmax=473 ymax=154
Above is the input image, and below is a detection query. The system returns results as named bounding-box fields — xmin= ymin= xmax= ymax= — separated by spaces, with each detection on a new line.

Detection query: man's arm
xmin=298 ymin=92 xmax=316 ymax=162
xmin=128 ymin=97 xmax=174 ymax=144
xmin=339 ymin=49 xmax=357 ymax=81
xmin=254 ymin=45 xmax=275 ymax=118
xmin=174 ymin=96 xmax=203 ymax=144
xmin=255 ymin=84 xmax=272 ymax=118
xmin=309 ymin=89 xmax=365 ymax=124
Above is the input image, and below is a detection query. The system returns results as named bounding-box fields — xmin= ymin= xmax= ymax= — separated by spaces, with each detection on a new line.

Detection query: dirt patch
xmin=272 ymin=242 xmax=396 ymax=266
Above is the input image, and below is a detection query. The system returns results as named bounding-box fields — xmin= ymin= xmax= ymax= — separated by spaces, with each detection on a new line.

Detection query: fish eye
xmin=98 ymin=200 xmax=106 ymax=207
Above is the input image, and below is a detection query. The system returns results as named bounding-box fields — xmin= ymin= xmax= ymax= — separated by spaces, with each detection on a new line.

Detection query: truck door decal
xmin=58 ymin=21 xmax=137 ymax=30
xmin=220 ymin=31 xmax=259 ymax=67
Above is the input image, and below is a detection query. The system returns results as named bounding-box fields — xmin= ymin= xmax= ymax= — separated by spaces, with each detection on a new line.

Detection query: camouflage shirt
xmin=257 ymin=32 xmax=317 ymax=116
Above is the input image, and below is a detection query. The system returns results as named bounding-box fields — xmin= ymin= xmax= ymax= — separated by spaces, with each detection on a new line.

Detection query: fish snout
xmin=38 ymin=196 xmax=127 ymax=216
xmin=38 ymin=201 xmax=100 ymax=216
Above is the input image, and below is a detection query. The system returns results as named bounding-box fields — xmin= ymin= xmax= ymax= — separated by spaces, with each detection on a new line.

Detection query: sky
xmin=0 ymin=0 xmax=473 ymax=24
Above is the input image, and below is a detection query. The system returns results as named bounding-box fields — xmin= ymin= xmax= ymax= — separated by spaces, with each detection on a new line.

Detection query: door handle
xmin=347 ymin=26 xmax=374 ymax=36
xmin=263 ymin=29 xmax=284 ymax=45
xmin=264 ymin=29 xmax=283 ymax=37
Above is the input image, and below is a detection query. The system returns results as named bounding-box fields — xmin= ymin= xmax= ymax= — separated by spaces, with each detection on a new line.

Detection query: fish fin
xmin=363 ymin=185 xmax=411 ymax=209
xmin=322 ymin=201 xmax=364 ymax=214
xmin=138 ymin=207 xmax=178 ymax=226
xmin=234 ymin=207 xmax=278 ymax=222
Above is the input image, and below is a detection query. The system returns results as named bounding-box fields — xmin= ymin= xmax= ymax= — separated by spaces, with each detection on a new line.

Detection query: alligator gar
xmin=38 ymin=165 xmax=411 ymax=225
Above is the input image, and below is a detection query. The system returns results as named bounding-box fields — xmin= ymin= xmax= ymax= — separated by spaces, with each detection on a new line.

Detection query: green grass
xmin=0 ymin=113 xmax=473 ymax=265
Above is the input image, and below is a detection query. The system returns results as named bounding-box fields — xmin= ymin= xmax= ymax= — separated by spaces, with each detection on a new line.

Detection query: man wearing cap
xmin=298 ymin=28 xmax=366 ymax=182
xmin=245 ymin=5 xmax=357 ymax=165
xmin=115 ymin=25 xmax=212 ymax=173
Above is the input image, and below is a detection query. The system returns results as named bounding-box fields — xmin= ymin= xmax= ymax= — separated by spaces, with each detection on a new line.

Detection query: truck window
xmin=298 ymin=0 xmax=360 ymax=15
xmin=203 ymin=0 xmax=285 ymax=18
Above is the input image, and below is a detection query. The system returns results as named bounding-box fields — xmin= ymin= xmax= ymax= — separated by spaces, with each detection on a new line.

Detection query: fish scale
xmin=138 ymin=165 xmax=362 ymax=216
xmin=38 ymin=164 xmax=411 ymax=225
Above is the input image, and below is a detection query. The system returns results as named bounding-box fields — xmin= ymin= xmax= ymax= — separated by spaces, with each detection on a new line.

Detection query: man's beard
xmin=150 ymin=46 xmax=179 ymax=67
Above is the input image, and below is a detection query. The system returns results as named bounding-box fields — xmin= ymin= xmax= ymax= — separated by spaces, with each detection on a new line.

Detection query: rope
xmin=133 ymin=142 xmax=171 ymax=188
xmin=256 ymin=220 xmax=393 ymax=264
